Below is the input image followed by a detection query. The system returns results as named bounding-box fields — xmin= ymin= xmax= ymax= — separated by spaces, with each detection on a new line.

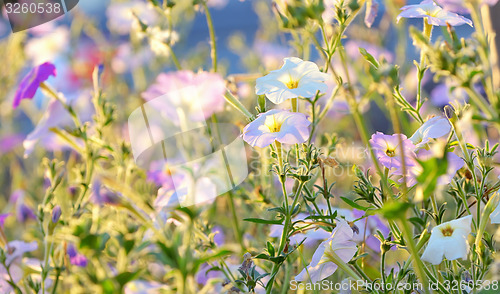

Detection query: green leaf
xmin=415 ymin=156 xmax=448 ymax=201
xmin=244 ymin=218 xmax=284 ymax=225
xmin=267 ymin=242 xmax=275 ymax=257
xmin=359 ymin=48 xmax=379 ymax=68
xmin=378 ymin=201 xmax=411 ymax=220
xmin=340 ymin=197 xmax=369 ymax=211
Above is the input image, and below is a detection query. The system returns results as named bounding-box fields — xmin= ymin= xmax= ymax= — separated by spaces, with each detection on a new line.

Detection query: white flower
xmin=107 ymin=1 xmax=158 ymax=35
xmin=294 ymin=220 xmax=357 ymax=283
xmin=421 ymin=215 xmax=473 ymax=265
xmin=397 ymin=0 xmax=473 ymax=27
xmin=409 ymin=116 xmax=451 ymax=148
xmin=256 ymin=57 xmax=329 ymax=104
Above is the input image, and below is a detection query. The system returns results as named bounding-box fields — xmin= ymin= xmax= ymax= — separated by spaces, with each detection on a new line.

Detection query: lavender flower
xmin=397 ymin=0 xmax=473 ymax=27
xmin=10 ymin=190 xmax=36 ymax=223
xmin=242 ymin=109 xmax=311 ymax=148
xmin=90 ymin=180 xmax=122 ymax=206
xmin=5 ymin=240 xmax=38 ymax=266
xmin=13 ymin=62 xmax=57 ymax=108
xmin=369 ymin=132 xmax=417 ymax=169
xmin=51 ymin=206 xmax=61 ymax=223
xmin=67 ymin=244 xmax=88 ymax=267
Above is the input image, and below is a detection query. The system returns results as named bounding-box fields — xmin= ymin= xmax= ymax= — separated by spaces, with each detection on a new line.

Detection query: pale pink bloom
xmin=369 ymin=132 xmax=417 ymax=169
xmin=141 ymin=71 xmax=226 ymax=124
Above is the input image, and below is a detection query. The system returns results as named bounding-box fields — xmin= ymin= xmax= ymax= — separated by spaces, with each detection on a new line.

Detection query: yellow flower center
xmin=286 ymin=79 xmax=299 ymax=89
xmin=264 ymin=115 xmax=282 ymax=133
xmin=440 ymin=225 xmax=454 ymax=237
xmin=385 ymin=148 xmax=396 ymax=157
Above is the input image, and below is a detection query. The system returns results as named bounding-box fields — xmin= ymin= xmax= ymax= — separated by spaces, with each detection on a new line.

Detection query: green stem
xmin=203 ymin=1 xmax=217 ymax=72
xmin=399 ymin=218 xmax=429 ymax=292
xmin=224 ymin=91 xmax=253 ymax=119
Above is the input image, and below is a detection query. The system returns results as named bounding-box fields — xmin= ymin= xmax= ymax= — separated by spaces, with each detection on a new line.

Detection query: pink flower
xmin=141 ymin=71 xmax=226 ymax=124
xmin=397 ymin=0 xmax=473 ymax=27
xmin=13 ymin=62 xmax=56 ymax=108
xmin=242 ymin=109 xmax=311 ymax=148
xmin=369 ymin=132 xmax=417 ymax=169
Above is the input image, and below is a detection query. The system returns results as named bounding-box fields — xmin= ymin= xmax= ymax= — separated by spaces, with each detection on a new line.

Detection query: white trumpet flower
xmin=421 ymin=215 xmax=473 ymax=265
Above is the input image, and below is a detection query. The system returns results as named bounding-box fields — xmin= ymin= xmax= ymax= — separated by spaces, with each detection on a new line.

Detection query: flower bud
xmin=51 ymin=205 xmax=62 ymax=224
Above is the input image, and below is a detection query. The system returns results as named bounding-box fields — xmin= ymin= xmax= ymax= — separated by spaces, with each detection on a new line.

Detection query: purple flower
xmin=242 ymin=109 xmax=311 ymax=148
xmin=212 ymin=226 xmax=225 ymax=247
xmin=67 ymin=244 xmax=88 ymax=267
xmin=0 ymin=213 xmax=10 ymax=228
xmin=436 ymin=0 xmax=499 ymax=14
xmin=0 ymin=134 xmax=24 ymax=154
xmin=397 ymin=0 xmax=473 ymax=27
xmin=10 ymin=190 xmax=36 ymax=223
xmin=13 ymin=62 xmax=57 ymax=108
xmin=51 ymin=206 xmax=62 ymax=223
xmin=91 ymin=180 xmax=122 ymax=206
xmin=369 ymin=132 xmax=417 ymax=169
